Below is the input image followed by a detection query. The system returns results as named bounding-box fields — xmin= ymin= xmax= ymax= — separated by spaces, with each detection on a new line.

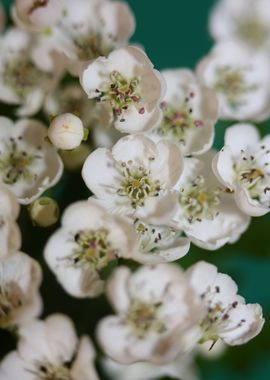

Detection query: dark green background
xmin=0 ymin=1 xmax=269 ymax=379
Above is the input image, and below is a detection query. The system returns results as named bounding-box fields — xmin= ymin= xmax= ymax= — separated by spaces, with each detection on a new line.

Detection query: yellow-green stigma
xmin=124 ymin=299 xmax=165 ymax=338
xmin=117 ymin=163 xmax=160 ymax=209
xmin=96 ymin=71 xmax=144 ymax=120
xmin=0 ymin=138 xmax=41 ymax=185
xmin=214 ymin=66 xmax=257 ymax=110
xmin=236 ymin=18 xmax=268 ymax=47
xmin=72 ymin=229 xmax=118 ymax=270
xmin=179 ymin=176 xmax=220 ymax=222
xmin=156 ymin=100 xmax=204 ymax=143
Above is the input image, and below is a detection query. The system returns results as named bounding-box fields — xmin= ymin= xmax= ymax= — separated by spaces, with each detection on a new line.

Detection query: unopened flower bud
xmin=60 ymin=143 xmax=92 ymax=171
xmin=29 ymin=197 xmax=59 ymax=227
xmin=48 ymin=113 xmax=85 ymax=150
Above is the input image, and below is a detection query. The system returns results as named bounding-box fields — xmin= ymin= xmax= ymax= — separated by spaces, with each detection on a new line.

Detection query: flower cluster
xmin=0 ymin=0 xmax=267 ymax=379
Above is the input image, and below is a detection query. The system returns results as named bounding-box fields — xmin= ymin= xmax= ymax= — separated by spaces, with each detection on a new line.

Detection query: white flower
xmin=186 ymin=261 xmax=265 ymax=347
xmin=0 ymin=314 xmax=99 ymax=380
xmin=33 ymin=0 xmax=135 ymax=76
xmin=213 ymin=123 xmax=270 ymax=216
xmin=82 ymin=134 xmax=183 ymax=224
xmin=132 ymin=218 xmax=190 ymax=264
xmin=44 ymin=199 xmax=138 ymax=298
xmin=172 ymin=150 xmax=250 ymax=250
xmin=0 ymin=252 xmax=42 ymax=329
xmin=0 ymin=117 xmax=63 ymax=205
xmin=209 ymin=0 xmax=270 ymax=51
xmin=197 ymin=41 xmax=270 ymax=121
xmin=0 ymin=185 xmax=21 ymax=259
xmin=148 ymin=69 xmax=218 ymax=156
xmin=80 ymin=46 xmax=165 ymax=133
xmin=12 ymin=0 xmax=65 ymax=31
xmin=0 ymin=28 xmax=62 ymax=116
xmin=97 ymin=264 xmax=203 ymax=364
xmin=103 ymin=354 xmax=198 ymax=380
xmin=48 ymin=113 xmax=85 ymax=150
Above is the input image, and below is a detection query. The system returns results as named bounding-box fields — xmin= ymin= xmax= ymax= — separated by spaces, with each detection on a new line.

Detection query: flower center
xmin=35 ymin=363 xmax=73 ymax=380
xmin=155 ymin=98 xmax=204 ymax=144
xmin=233 ymin=146 xmax=270 ymax=203
xmin=0 ymin=137 xmax=41 ymax=185
xmin=3 ymin=60 xmax=50 ymax=98
xmin=117 ymin=162 xmax=160 ymax=209
xmin=73 ymin=32 xmax=113 ymax=61
xmin=236 ymin=18 xmax=268 ymax=47
xmin=96 ymin=71 xmax=144 ymax=121
xmin=214 ymin=66 xmax=258 ymax=110
xmin=72 ymin=229 xmax=118 ymax=270
xmin=178 ymin=176 xmax=221 ymax=222
xmin=0 ymin=282 xmax=24 ymax=328
xmin=124 ymin=299 xmax=165 ymax=338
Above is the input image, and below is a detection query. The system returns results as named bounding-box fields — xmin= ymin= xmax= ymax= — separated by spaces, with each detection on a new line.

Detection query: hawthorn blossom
xmin=80 ymin=46 xmax=165 ymax=133
xmin=44 ymin=199 xmax=137 ymax=298
xmin=197 ymin=41 xmax=270 ymax=121
xmin=132 ymin=218 xmax=190 ymax=264
xmin=103 ymin=354 xmax=198 ymax=380
xmin=12 ymin=0 xmax=65 ymax=31
xmin=0 ymin=252 xmax=42 ymax=330
xmin=0 ymin=314 xmax=99 ymax=380
xmin=0 ymin=185 xmax=21 ymax=259
xmin=33 ymin=0 xmax=135 ymax=76
xmin=0 ymin=28 xmax=62 ymax=116
xmin=171 ymin=150 xmax=250 ymax=250
xmin=210 ymin=0 xmax=270 ymax=51
xmin=82 ymin=134 xmax=183 ymax=224
xmin=149 ymin=69 xmax=218 ymax=156
xmin=186 ymin=261 xmax=265 ymax=347
xmin=0 ymin=117 xmax=63 ymax=205
xmin=213 ymin=123 xmax=270 ymax=216
xmin=97 ymin=264 xmax=203 ymax=364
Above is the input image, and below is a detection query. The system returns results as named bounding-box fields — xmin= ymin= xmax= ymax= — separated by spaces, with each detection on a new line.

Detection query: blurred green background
xmin=0 ymin=0 xmax=269 ymax=379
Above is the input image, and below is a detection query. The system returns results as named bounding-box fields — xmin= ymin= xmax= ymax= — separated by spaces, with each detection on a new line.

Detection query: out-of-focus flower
xmin=0 ymin=185 xmax=21 ymax=260
xmin=0 ymin=2 xmax=6 ymax=31
xmin=0 ymin=28 xmax=62 ymax=116
xmin=32 ymin=0 xmax=135 ymax=76
xmin=0 ymin=252 xmax=42 ymax=329
xmin=48 ymin=113 xmax=85 ymax=150
xmin=132 ymin=218 xmax=190 ymax=264
xmin=148 ymin=69 xmax=218 ymax=156
xmin=0 ymin=117 xmax=63 ymax=205
xmin=186 ymin=261 xmax=265 ymax=347
xmin=172 ymin=150 xmax=250 ymax=250
xmin=97 ymin=264 xmax=203 ymax=364
xmin=213 ymin=123 xmax=270 ymax=216
xmin=80 ymin=46 xmax=165 ymax=133
xmin=0 ymin=314 xmax=99 ymax=380
xmin=59 ymin=143 xmax=92 ymax=171
xmin=29 ymin=196 xmax=59 ymax=227
xmin=44 ymin=199 xmax=138 ymax=298
xmin=197 ymin=41 xmax=270 ymax=121
xmin=103 ymin=354 xmax=198 ymax=380
xmin=12 ymin=0 xmax=65 ymax=31
xmin=210 ymin=0 xmax=270 ymax=51
xmin=82 ymin=134 xmax=183 ymax=224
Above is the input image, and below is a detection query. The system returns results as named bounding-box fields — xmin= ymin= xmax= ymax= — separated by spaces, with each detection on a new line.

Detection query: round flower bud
xmin=60 ymin=143 xmax=92 ymax=171
xmin=29 ymin=197 xmax=59 ymax=227
xmin=48 ymin=113 xmax=85 ymax=150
